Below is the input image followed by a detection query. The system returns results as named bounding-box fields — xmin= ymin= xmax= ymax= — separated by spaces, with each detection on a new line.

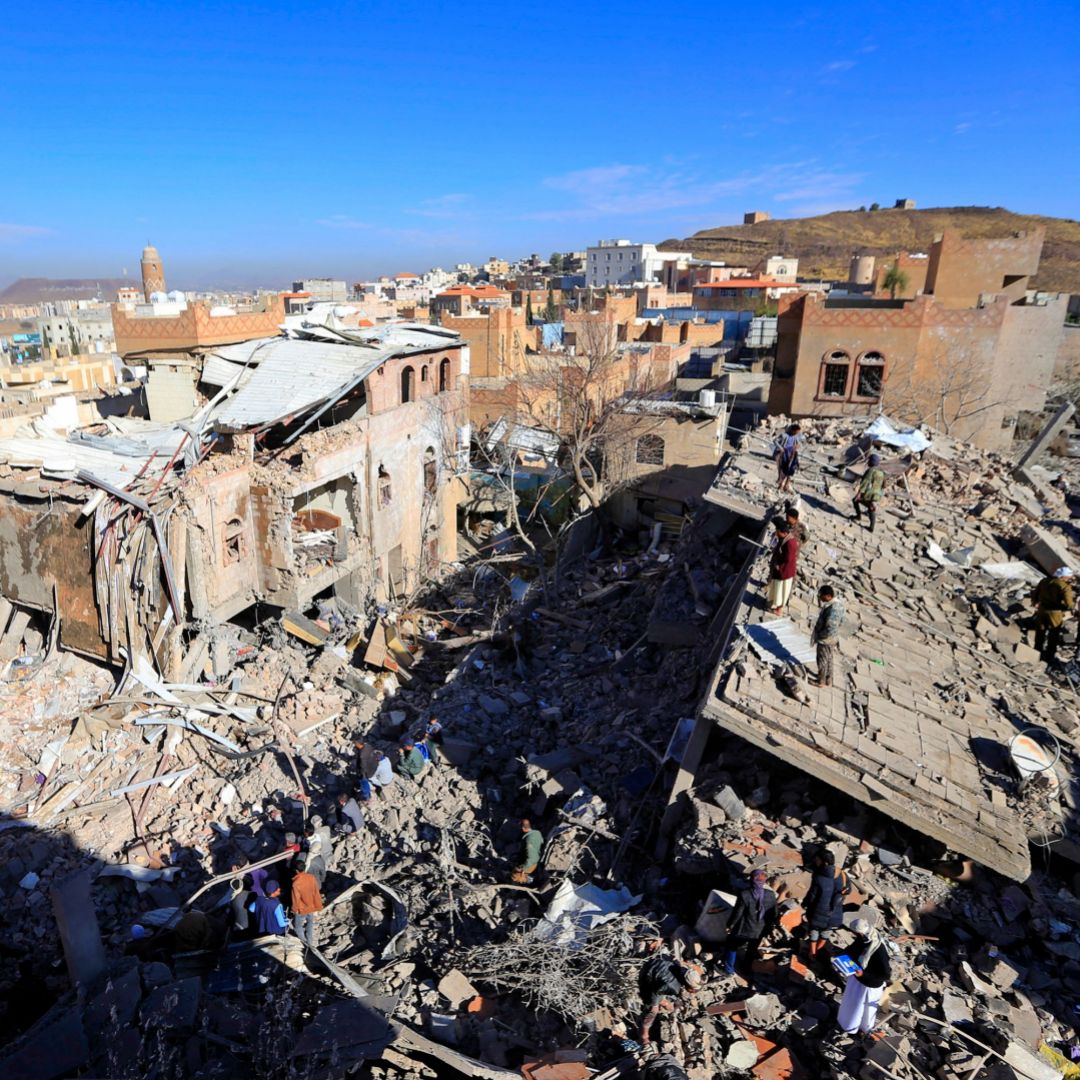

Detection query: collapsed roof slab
xmin=684 ymin=426 xmax=1059 ymax=883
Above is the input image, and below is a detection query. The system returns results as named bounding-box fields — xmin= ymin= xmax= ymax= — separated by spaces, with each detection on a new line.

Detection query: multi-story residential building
xmin=292 ymin=278 xmax=348 ymax=303
xmin=585 ymin=240 xmax=693 ymax=288
xmin=767 ymin=228 xmax=1067 ymax=450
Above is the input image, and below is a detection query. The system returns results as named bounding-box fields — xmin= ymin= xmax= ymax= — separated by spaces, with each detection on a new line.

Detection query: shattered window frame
xmin=854 ymin=350 xmax=886 ymax=400
xmin=635 ymin=433 xmax=665 ymax=465
xmin=819 ymin=350 xmax=851 ymax=398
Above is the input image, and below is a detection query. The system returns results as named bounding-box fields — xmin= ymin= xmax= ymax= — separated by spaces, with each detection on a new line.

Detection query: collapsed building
xmin=0 ymin=322 xmax=470 ymax=677
xmin=664 ymin=414 xmax=1080 ymax=883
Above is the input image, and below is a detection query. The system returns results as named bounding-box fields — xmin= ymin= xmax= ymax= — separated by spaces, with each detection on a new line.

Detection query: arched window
xmin=378 ymin=464 xmax=392 ymax=507
xmin=421 ymin=365 xmax=429 ymax=383
xmin=400 ymin=365 xmax=415 ymax=404
xmin=855 ymin=351 xmax=885 ymax=399
xmin=439 ymin=358 xmax=450 ymax=392
xmin=635 ymin=434 xmax=665 ymax=465
xmin=423 ymin=446 xmax=437 ymax=494
xmin=820 ymin=350 xmax=850 ymax=397
xmin=223 ymin=517 xmax=244 ymax=565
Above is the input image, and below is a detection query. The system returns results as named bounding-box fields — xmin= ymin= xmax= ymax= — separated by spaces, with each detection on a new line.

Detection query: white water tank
xmin=699 ymin=388 xmax=717 ymax=409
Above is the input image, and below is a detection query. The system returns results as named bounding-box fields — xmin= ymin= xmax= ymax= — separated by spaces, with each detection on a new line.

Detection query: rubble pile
xmin=4 ymin=410 xmax=1080 ymax=1078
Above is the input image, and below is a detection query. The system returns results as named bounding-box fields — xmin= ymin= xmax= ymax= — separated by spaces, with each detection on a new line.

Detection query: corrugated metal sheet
xmin=740 ymin=618 xmax=817 ymax=666
xmin=0 ymin=433 xmax=167 ymax=489
xmin=211 ymin=339 xmax=386 ymax=431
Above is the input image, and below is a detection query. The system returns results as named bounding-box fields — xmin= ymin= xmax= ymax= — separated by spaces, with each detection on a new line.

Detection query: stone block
xmin=437 ymin=968 xmax=479 ymax=1009
xmin=713 ymin=784 xmax=747 ymax=821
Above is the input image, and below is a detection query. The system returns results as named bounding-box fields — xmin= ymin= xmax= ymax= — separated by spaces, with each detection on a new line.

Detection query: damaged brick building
xmin=0 ymin=322 xmax=470 ymax=677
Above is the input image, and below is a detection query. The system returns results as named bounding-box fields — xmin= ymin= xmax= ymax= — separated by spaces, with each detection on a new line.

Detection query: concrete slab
xmin=50 ymin=869 xmax=106 ymax=992
xmin=0 ymin=1005 xmax=88 ymax=1080
xmin=694 ymin=441 xmax=1037 ymax=882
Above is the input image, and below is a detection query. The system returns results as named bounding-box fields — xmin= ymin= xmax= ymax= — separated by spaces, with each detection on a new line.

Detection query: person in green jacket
xmin=852 ymin=454 xmax=886 ymax=533
xmin=512 ymin=818 xmax=543 ymax=883
xmin=1031 ymin=567 xmax=1075 ymax=664
xmin=397 ymin=736 xmax=427 ymax=781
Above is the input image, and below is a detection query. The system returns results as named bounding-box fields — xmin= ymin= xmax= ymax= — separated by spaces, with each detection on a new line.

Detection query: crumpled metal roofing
xmin=206 ymin=326 xmax=461 ymax=432
xmin=209 ymin=338 xmax=385 ymax=431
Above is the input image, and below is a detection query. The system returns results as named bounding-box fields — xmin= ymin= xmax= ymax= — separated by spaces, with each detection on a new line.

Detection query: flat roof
xmin=696 ymin=423 xmax=1074 ymax=881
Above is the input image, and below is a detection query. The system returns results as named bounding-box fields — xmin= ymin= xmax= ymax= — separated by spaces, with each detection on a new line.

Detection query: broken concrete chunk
xmin=437 ymin=968 xmax=479 ymax=1009
xmin=726 ymin=1039 xmax=759 ymax=1069
xmin=712 ymin=784 xmax=746 ymax=822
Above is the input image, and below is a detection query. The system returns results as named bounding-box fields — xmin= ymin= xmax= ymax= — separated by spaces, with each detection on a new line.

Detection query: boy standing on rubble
xmin=249 ymin=880 xmax=288 ymax=936
xmin=837 ymin=918 xmax=892 ymax=1037
xmin=810 ymin=585 xmax=845 ymax=689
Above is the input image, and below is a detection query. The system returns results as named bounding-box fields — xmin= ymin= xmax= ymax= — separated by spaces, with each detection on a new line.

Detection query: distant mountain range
xmin=0 ymin=278 xmax=134 ymax=305
xmin=662 ymin=206 xmax=1080 ymax=296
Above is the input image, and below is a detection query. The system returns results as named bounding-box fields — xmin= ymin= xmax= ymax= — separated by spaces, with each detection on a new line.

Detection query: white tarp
xmin=533 ymin=879 xmax=642 ymax=949
xmin=927 ymin=541 xmax=975 ymax=569
xmin=981 ymin=561 xmax=1043 ymax=584
xmin=865 ymin=416 xmax=932 ymax=454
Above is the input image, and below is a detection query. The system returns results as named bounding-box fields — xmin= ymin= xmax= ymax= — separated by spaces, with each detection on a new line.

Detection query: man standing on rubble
xmin=1031 ymin=566 xmax=1075 ymax=665
xmin=354 ymin=738 xmax=381 ymax=799
xmin=371 ymin=749 xmax=395 ymax=795
xmin=397 ymin=736 xmax=427 ymax=781
xmin=248 ymin=880 xmax=288 ymax=936
xmin=852 ymin=454 xmax=886 ymax=532
xmin=637 ymin=947 xmax=702 ymax=1046
xmin=837 ymin=918 xmax=892 ymax=1037
xmin=290 ymin=864 xmax=323 ymax=948
xmin=804 ymin=849 xmax=849 ymax=960
xmin=766 ymin=519 xmax=798 ymax=616
xmin=719 ymin=868 xmax=778 ymax=976
xmin=512 ymin=818 xmax=543 ymax=883
xmin=810 ymin=585 xmax=845 ymax=689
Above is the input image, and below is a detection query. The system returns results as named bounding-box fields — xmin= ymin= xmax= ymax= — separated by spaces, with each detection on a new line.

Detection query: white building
xmin=586 ymin=239 xmax=692 ymax=288
xmin=38 ymin=307 xmax=116 ymax=358
xmin=292 ymin=278 xmax=348 ymax=303
xmin=759 ymin=255 xmax=799 ymax=283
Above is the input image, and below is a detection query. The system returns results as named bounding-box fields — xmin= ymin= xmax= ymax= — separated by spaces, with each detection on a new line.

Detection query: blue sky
xmin=1 ymin=1 xmax=1077 ymax=288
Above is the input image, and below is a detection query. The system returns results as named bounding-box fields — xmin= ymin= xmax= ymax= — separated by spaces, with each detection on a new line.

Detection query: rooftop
xmin=698 ymin=416 xmax=1080 ymax=882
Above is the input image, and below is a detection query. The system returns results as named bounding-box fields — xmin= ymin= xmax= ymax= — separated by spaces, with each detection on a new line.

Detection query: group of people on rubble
xmin=636 ymin=854 xmax=893 ymax=1063
xmin=223 ymin=716 xmax=447 ymax=950
xmin=771 ymin=422 xmax=1080 ymax=674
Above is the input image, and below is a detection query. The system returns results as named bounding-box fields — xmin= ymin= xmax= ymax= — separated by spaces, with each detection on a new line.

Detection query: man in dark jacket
xmin=637 ymin=949 xmax=702 ymax=1045
xmin=248 ymin=880 xmax=288 ymax=936
xmin=804 ymin=849 xmax=848 ymax=960
xmin=721 ymin=868 xmax=778 ymax=975
xmin=810 ymin=585 xmax=845 ymax=689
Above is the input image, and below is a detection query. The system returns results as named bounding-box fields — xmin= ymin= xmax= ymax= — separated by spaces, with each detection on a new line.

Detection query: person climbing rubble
xmin=511 ymin=817 xmax=543 ymax=883
xmin=637 ymin=1048 xmax=689 ymax=1080
xmin=809 ymin=584 xmax=845 ymax=689
xmin=290 ymin=863 xmax=323 ymax=948
xmin=416 ymin=717 xmax=442 ymax=767
xmin=1031 ymin=566 xmax=1075 ymax=665
xmin=766 ymin=519 xmax=799 ymax=615
xmin=332 ymin=790 xmax=365 ymax=836
xmin=637 ymin=945 xmax=703 ymax=1045
xmin=719 ymin=867 xmax=778 ymax=977
xmin=397 ymin=736 xmax=427 ymax=781
xmin=851 ymin=453 xmax=886 ymax=532
xmin=248 ymin=880 xmax=288 ymax=936
xmin=803 ymin=848 xmax=849 ymax=961
xmin=837 ymin=918 xmax=893 ymax=1037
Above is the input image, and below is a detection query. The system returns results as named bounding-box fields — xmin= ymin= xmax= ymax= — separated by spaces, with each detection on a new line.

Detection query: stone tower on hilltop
xmin=140 ymin=244 xmax=166 ymax=301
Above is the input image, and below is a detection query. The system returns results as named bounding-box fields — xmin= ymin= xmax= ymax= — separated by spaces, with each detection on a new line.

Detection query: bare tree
xmin=516 ymin=315 xmax=669 ymax=511
xmin=880 ymin=342 xmax=1009 ymax=439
